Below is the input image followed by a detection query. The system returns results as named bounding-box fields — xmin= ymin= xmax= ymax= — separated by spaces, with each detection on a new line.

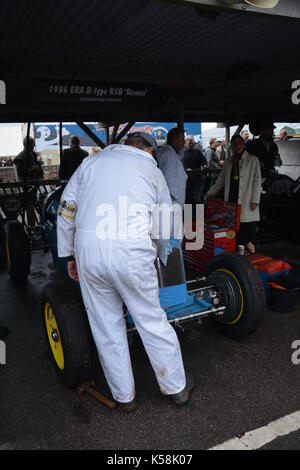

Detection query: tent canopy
xmin=1 ymin=0 xmax=300 ymax=124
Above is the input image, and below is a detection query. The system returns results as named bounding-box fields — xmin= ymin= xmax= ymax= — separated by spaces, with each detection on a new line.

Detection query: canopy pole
xmin=113 ymin=121 xmax=135 ymax=144
xmin=23 ymin=122 xmax=31 ymax=226
xmin=110 ymin=124 xmax=120 ymax=144
xmin=59 ymin=122 xmax=63 ymax=166
xmin=225 ymin=125 xmax=230 ymax=153
xmin=76 ymin=122 xmax=106 ymax=149
xmin=105 ymin=125 xmax=110 ymax=146
xmin=177 ymin=110 xmax=185 ymax=131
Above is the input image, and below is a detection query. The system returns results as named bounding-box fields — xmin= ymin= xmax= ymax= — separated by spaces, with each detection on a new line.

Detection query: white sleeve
xmin=57 ymin=165 xmax=82 ymax=257
xmin=151 ymin=170 xmax=173 ymax=265
xmin=158 ymin=149 xmax=179 ymax=202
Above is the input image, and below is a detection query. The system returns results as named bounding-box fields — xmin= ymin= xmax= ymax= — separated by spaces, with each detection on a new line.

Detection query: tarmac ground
xmin=0 ymin=242 xmax=300 ymax=450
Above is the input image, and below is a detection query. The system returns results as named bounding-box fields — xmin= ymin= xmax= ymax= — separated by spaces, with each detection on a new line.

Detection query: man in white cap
xmin=57 ymin=131 xmax=194 ymax=412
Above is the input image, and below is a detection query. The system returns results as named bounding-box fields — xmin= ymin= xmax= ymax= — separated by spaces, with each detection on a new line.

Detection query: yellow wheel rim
xmin=217 ymin=268 xmax=244 ymax=325
xmin=44 ymin=302 xmax=65 ymax=370
xmin=5 ymin=237 xmax=11 ymax=271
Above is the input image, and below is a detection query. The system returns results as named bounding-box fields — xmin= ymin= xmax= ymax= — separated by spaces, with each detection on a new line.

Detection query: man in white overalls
xmin=57 ymin=132 xmax=194 ymax=412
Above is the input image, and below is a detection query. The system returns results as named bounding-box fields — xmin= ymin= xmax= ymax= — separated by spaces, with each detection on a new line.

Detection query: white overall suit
xmin=57 ymin=144 xmax=186 ymax=403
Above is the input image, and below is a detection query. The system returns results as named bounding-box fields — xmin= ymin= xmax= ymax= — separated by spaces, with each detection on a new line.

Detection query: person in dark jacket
xmin=13 ymin=137 xmax=43 ymax=225
xmin=13 ymin=137 xmax=43 ymax=181
xmin=183 ymin=135 xmax=207 ymax=170
xmin=59 ymin=135 xmax=89 ymax=180
xmin=246 ymin=121 xmax=282 ymax=178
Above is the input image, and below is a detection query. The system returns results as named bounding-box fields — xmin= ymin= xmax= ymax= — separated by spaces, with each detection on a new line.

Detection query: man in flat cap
xmin=57 ymin=131 xmax=193 ymax=413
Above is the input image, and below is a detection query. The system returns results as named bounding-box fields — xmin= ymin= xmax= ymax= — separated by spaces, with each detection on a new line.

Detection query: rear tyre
xmin=206 ymin=253 xmax=265 ymax=339
xmin=42 ymin=282 xmax=94 ymax=388
xmin=4 ymin=221 xmax=31 ymax=281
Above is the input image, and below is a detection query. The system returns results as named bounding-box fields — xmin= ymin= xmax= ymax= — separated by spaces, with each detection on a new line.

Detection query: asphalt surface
xmin=0 ymin=244 xmax=300 ymax=450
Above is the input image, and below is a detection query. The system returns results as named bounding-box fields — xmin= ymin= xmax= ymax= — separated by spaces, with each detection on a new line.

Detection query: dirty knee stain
xmin=158 ymin=367 xmax=166 ymax=377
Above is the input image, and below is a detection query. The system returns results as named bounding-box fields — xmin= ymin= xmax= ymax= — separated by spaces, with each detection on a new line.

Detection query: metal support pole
xmin=105 ymin=125 xmax=110 ymax=146
xmin=225 ymin=125 xmax=231 ymax=154
xmin=110 ymin=124 xmax=120 ymax=144
xmin=22 ymin=122 xmax=31 ymax=225
xmin=77 ymin=122 xmax=106 ymax=149
xmin=59 ymin=122 xmax=63 ymax=168
xmin=233 ymin=123 xmax=244 ymax=137
xmin=177 ymin=110 xmax=184 ymax=131
xmin=113 ymin=121 xmax=135 ymax=144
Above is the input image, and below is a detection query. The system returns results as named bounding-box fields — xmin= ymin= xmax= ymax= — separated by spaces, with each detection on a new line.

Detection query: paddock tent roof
xmin=1 ymin=0 xmax=300 ymax=123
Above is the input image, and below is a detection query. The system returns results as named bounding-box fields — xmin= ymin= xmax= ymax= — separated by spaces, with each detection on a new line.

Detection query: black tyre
xmin=206 ymin=253 xmax=266 ymax=339
xmin=4 ymin=221 xmax=31 ymax=281
xmin=42 ymin=282 xmax=94 ymax=388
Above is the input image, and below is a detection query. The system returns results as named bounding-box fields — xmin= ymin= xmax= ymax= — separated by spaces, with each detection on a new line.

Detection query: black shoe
xmin=116 ymin=398 xmax=137 ymax=413
xmin=170 ymin=374 xmax=195 ymax=406
xmin=0 ymin=326 xmax=9 ymax=340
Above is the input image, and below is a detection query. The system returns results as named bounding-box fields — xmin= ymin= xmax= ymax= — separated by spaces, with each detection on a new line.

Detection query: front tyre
xmin=42 ymin=282 xmax=94 ymax=387
xmin=206 ymin=253 xmax=265 ymax=339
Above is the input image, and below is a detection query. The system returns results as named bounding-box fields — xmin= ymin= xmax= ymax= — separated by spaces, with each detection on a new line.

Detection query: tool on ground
xmin=76 ymin=381 xmax=117 ymax=410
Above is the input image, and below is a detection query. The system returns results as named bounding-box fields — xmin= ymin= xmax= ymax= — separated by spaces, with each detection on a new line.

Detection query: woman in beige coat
xmin=207 ymin=134 xmax=262 ymax=253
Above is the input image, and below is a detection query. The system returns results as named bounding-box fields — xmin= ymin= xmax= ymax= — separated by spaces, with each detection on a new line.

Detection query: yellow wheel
xmin=44 ymin=302 xmax=64 ymax=370
xmin=216 ymin=268 xmax=244 ymax=325
xmin=42 ymin=282 xmax=94 ymax=387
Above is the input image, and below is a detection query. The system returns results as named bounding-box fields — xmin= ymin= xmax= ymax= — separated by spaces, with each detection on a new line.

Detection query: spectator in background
xmin=241 ymin=130 xmax=250 ymax=144
xmin=183 ymin=135 xmax=207 ymax=170
xmin=279 ymin=129 xmax=288 ymax=142
xmin=89 ymin=147 xmax=101 ymax=156
xmin=37 ymin=155 xmax=44 ymax=167
xmin=4 ymin=158 xmax=13 ymax=167
xmin=207 ymin=135 xmax=261 ymax=254
xmin=205 ymin=138 xmax=222 ymax=169
xmin=59 ymin=135 xmax=89 ymax=180
xmin=13 ymin=136 xmax=43 ymax=225
xmin=246 ymin=121 xmax=281 ymax=178
xmin=216 ymin=138 xmax=226 ymax=165
xmin=157 ymin=127 xmax=187 ymax=208
xmin=13 ymin=137 xmax=43 ymax=181
xmin=205 ymin=138 xmax=217 ymax=164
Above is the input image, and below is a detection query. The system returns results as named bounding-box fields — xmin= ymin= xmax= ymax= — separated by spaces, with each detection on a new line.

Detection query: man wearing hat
xmin=57 ymin=131 xmax=193 ymax=413
xmin=246 ymin=121 xmax=281 ymax=178
xmin=216 ymin=137 xmax=226 ymax=165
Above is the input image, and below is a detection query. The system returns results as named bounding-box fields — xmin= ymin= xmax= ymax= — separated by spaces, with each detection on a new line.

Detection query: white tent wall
xmin=0 ymin=124 xmax=23 ymax=157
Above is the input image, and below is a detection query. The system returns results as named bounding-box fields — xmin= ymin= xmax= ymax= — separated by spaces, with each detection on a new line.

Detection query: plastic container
xmin=253 ymin=258 xmax=292 ymax=297
xmin=256 ymin=259 xmax=292 ymax=273
xmin=268 ymin=273 xmax=300 ymax=313
xmin=248 ymin=253 xmax=273 ymax=265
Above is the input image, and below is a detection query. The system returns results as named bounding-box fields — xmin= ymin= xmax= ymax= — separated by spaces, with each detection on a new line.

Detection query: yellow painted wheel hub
xmin=44 ymin=302 xmax=64 ymax=370
xmin=217 ymin=268 xmax=244 ymax=325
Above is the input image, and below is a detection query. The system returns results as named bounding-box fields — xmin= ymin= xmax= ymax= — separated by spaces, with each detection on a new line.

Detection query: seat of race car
xmin=154 ymin=239 xmax=188 ymax=309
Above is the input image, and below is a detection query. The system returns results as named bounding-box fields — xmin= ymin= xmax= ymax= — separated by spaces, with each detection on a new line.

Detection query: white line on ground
xmin=209 ymin=410 xmax=300 ymax=450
